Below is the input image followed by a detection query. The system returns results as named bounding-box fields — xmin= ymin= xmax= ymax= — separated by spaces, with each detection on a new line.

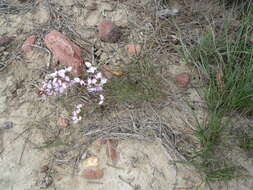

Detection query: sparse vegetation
xmin=179 ymin=2 xmax=253 ymax=184
xmin=106 ymin=56 xmax=164 ymax=105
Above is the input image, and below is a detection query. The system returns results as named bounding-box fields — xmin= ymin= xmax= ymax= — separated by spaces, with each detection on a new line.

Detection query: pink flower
xmin=95 ymin=72 xmax=102 ymax=79
xmin=91 ymin=78 xmax=97 ymax=84
xmin=47 ymin=83 xmax=52 ymax=89
xmin=87 ymin=78 xmax=92 ymax=85
xmin=95 ymin=86 xmax=103 ymax=91
xmin=62 ymin=82 xmax=67 ymax=88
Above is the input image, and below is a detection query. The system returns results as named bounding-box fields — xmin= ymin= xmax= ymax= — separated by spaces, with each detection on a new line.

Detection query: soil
xmin=0 ymin=0 xmax=253 ymax=190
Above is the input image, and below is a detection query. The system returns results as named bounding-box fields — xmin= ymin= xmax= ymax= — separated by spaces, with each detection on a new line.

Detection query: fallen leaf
xmin=106 ymin=139 xmax=118 ymax=163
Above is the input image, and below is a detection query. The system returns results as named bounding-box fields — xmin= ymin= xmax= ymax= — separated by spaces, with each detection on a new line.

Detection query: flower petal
xmin=85 ymin=62 xmax=92 ymax=68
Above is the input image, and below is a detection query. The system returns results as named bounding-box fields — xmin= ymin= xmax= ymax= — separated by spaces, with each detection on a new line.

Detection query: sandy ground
xmin=1 ymin=0 xmax=253 ymax=190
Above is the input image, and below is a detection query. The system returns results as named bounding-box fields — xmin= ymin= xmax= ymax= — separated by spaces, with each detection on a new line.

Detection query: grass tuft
xmin=179 ymin=11 xmax=253 ymax=183
xmin=105 ymin=56 xmax=164 ymax=106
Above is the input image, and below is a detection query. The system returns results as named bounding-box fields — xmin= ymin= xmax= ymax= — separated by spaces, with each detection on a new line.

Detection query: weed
xmin=239 ymin=136 xmax=253 ymax=151
xmin=179 ymin=10 xmax=253 ymax=183
xmin=105 ymin=56 xmax=164 ymax=106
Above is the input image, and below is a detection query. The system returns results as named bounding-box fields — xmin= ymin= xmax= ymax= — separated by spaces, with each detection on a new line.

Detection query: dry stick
xmin=18 ymin=131 xmax=30 ymax=165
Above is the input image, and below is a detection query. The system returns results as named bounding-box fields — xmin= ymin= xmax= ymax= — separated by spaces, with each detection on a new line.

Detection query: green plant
xmin=179 ymin=13 xmax=253 ymax=183
xmin=239 ymin=136 xmax=253 ymax=151
xmin=105 ymin=56 xmax=164 ymax=105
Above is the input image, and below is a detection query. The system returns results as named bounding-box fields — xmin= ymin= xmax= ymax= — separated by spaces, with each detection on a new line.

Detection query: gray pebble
xmin=2 ymin=121 xmax=14 ymax=130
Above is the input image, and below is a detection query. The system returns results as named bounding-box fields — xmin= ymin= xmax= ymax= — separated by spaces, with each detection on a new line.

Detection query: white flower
xmin=64 ymin=76 xmax=70 ymax=82
xmin=62 ymin=82 xmax=67 ymax=89
xmin=76 ymin=108 xmax=81 ymax=114
xmin=73 ymin=119 xmax=79 ymax=124
xmin=80 ymin=80 xmax=85 ymax=85
xmin=100 ymin=78 xmax=107 ymax=85
xmin=47 ymin=83 xmax=52 ymax=89
xmin=53 ymin=78 xmax=57 ymax=84
xmin=87 ymin=87 xmax=96 ymax=92
xmin=91 ymin=78 xmax=97 ymax=84
xmin=42 ymin=83 xmax=47 ymax=89
xmin=58 ymin=69 xmax=66 ymax=78
xmin=99 ymin=94 xmax=104 ymax=100
xmin=77 ymin=104 xmax=83 ymax=109
xmin=95 ymin=72 xmax=102 ymax=79
xmin=53 ymin=82 xmax=59 ymax=88
xmin=87 ymin=78 xmax=92 ymax=85
xmin=99 ymin=100 xmax=104 ymax=105
xmin=50 ymin=72 xmax=57 ymax=77
xmin=66 ymin=66 xmax=72 ymax=72
xmin=87 ymin=67 xmax=97 ymax=73
xmin=95 ymin=86 xmax=103 ymax=91
xmin=85 ymin=62 xmax=92 ymax=68
xmin=58 ymin=87 xmax=65 ymax=94
xmin=74 ymin=77 xmax=81 ymax=83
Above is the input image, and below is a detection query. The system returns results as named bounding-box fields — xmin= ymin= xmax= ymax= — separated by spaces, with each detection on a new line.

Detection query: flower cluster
xmin=40 ymin=66 xmax=74 ymax=97
xmin=72 ymin=104 xmax=83 ymax=124
xmin=39 ymin=62 xmax=107 ymax=124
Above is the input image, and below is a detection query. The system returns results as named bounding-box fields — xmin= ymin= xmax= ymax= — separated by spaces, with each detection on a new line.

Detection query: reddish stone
xmin=126 ymin=44 xmax=141 ymax=56
xmin=98 ymin=21 xmax=122 ymax=43
xmin=0 ymin=36 xmax=14 ymax=47
xmin=57 ymin=117 xmax=69 ymax=127
xmin=86 ymin=2 xmax=97 ymax=10
xmin=82 ymin=169 xmax=104 ymax=180
xmin=175 ymin=73 xmax=191 ymax=88
xmin=22 ymin=35 xmax=36 ymax=53
xmin=44 ymin=30 xmax=84 ymax=76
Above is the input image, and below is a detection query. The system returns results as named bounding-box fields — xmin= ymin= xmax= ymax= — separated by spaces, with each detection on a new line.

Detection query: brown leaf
xmin=106 ymin=139 xmax=118 ymax=163
xmin=216 ymin=70 xmax=225 ymax=89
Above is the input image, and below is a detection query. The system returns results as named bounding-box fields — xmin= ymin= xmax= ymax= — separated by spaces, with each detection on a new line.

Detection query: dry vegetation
xmin=1 ymin=0 xmax=253 ymax=189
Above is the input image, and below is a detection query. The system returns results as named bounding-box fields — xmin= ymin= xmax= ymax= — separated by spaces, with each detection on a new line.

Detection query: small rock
xmin=2 ymin=121 xmax=14 ymax=130
xmin=44 ymin=30 xmax=84 ymax=76
xmin=86 ymin=2 xmax=97 ymax=10
xmin=22 ymin=35 xmax=36 ymax=53
xmin=98 ymin=21 xmax=122 ymax=43
xmin=0 ymin=36 xmax=14 ymax=47
xmin=175 ymin=73 xmax=191 ymax=88
xmin=57 ymin=117 xmax=69 ymax=127
xmin=126 ymin=44 xmax=141 ymax=56
xmin=82 ymin=169 xmax=104 ymax=180
xmin=0 ymin=47 xmax=6 ymax=52
xmin=3 ymin=51 xmax=9 ymax=56
xmin=83 ymin=156 xmax=99 ymax=167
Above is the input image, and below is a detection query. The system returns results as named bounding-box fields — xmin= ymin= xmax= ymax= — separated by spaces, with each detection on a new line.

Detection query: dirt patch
xmin=1 ymin=0 xmax=253 ymax=190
